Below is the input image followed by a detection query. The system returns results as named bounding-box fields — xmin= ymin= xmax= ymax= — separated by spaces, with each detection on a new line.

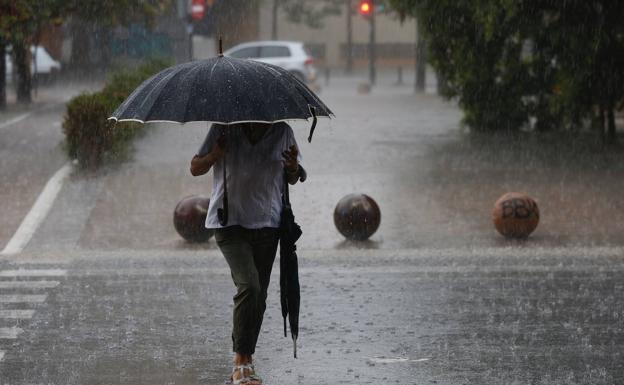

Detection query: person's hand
xmin=282 ymin=145 xmax=299 ymax=173
xmin=211 ymin=132 xmax=227 ymax=160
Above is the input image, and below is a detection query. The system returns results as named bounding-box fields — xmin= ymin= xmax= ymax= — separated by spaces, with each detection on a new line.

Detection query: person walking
xmin=190 ymin=121 xmax=302 ymax=385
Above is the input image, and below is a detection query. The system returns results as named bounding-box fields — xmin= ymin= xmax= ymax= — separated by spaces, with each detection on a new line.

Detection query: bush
xmin=63 ymin=57 xmax=173 ymax=169
xmin=63 ymin=92 xmax=117 ymax=169
xmin=389 ymin=1 xmax=624 ymax=143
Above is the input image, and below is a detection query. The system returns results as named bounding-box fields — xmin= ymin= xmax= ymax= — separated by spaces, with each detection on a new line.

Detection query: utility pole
xmin=357 ymin=0 xmax=376 ymax=85
xmin=369 ymin=0 xmax=376 ymax=86
xmin=346 ymin=0 xmax=353 ymax=74
xmin=272 ymin=0 xmax=279 ymax=40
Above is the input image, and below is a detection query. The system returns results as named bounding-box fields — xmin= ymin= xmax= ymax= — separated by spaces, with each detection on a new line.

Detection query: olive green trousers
xmin=215 ymin=225 xmax=279 ymax=355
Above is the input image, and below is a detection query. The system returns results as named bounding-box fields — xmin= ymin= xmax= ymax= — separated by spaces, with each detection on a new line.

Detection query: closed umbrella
xmin=279 ymin=169 xmax=305 ymax=358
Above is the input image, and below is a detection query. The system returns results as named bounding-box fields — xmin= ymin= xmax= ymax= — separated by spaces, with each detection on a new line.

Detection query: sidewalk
xmin=27 ymin=72 xmax=624 ymax=254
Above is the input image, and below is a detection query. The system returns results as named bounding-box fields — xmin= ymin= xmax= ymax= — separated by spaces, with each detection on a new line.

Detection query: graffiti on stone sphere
xmin=501 ymin=198 xmax=538 ymax=219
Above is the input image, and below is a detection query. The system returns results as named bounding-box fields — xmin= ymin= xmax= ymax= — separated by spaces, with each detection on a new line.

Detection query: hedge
xmin=62 ymin=57 xmax=173 ymax=170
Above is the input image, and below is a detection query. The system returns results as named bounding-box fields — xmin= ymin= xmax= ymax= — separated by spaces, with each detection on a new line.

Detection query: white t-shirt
xmin=197 ymin=122 xmax=302 ymax=229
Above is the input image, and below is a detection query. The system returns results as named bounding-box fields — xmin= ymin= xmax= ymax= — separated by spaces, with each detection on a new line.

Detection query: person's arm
xmin=190 ymin=132 xmax=226 ymax=176
xmin=282 ymin=145 xmax=301 ymax=185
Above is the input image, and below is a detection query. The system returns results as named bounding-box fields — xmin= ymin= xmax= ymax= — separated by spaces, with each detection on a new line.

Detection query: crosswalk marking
xmin=0 ymin=269 xmax=67 ymax=277
xmin=0 ymin=328 xmax=23 ymax=339
xmin=0 ymin=294 xmax=47 ymax=303
xmin=0 ymin=310 xmax=36 ymax=319
xmin=0 ymin=267 xmax=62 ymax=365
xmin=0 ymin=280 xmax=60 ymax=289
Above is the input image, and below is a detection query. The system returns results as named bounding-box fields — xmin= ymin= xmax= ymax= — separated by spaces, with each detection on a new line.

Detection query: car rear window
xmin=229 ymin=46 xmax=260 ymax=59
xmin=259 ymin=46 xmax=291 ymax=58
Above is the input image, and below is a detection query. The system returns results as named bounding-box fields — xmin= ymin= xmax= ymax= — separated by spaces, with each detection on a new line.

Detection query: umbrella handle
xmin=307 ymin=106 xmax=317 ymax=143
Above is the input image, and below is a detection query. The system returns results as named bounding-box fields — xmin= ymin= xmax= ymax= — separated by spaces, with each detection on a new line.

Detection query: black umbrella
xmin=109 ymin=45 xmax=333 ymax=226
xmin=109 ymin=55 xmax=332 ymax=126
xmin=280 ymin=169 xmax=305 ymax=358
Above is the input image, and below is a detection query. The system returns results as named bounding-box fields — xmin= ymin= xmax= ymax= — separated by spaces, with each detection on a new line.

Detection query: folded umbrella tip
xmin=293 ymin=336 xmax=298 ymax=359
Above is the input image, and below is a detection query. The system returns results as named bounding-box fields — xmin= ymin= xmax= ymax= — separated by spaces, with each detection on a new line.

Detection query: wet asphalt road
xmin=1 ymin=248 xmax=623 ymax=384
xmin=1 ymin=72 xmax=624 ymax=384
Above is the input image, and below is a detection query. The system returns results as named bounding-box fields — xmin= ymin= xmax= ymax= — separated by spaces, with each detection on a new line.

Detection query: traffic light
xmin=358 ymin=0 xmax=372 ymax=17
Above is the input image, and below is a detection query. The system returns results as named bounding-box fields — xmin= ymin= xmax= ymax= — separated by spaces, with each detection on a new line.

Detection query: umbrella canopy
xmin=109 ymin=55 xmax=333 ymax=125
xmin=109 ymin=53 xmax=333 ymax=227
xmin=280 ymin=170 xmax=303 ymax=358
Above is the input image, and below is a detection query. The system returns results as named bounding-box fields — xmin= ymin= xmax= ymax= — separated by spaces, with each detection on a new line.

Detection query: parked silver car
xmin=224 ymin=40 xmax=318 ymax=86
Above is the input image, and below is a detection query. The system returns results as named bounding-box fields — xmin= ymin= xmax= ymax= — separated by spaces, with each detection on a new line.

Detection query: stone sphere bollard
xmin=173 ymin=195 xmax=214 ymax=242
xmin=334 ymin=194 xmax=381 ymax=240
xmin=492 ymin=192 xmax=539 ymax=238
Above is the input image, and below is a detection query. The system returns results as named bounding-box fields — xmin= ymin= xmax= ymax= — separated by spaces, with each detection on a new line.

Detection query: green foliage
xmin=0 ymin=0 xmax=172 ymax=102
xmin=62 ymin=58 xmax=172 ymax=169
xmin=63 ymin=92 xmax=117 ymax=169
xmin=388 ymin=0 xmax=624 ymax=140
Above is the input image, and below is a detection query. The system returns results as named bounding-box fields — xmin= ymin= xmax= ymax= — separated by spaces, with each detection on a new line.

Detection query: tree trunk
xmin=596 ymin=106 xmax=605 ymax=143
xmin=607 ymin=107 xmax=617 ymax=144
xmin=0 ymin=41 xmax=6 ymax=110
xmin=415 ymin=19 xmax=426 ymax=92
xmin=13 ymin=42 xmax=32 ymax=104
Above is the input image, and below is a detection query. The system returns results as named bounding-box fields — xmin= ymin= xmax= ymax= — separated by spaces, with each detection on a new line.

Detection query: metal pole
xmin=346 ymin=0 xmax=353 ymax=74
xmin=369 ymin=0 xmax=376 ymax=86
xmin=272 ymin=0 xmax=279 ymax=40
xmin=187 ymin=22 xmax=194 ymax=61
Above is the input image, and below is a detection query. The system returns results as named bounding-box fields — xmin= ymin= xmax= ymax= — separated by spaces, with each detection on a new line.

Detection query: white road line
xmin=0 ymin=294 xmax=47 ymax=303
xmin=0 ymin=269 xmax=67 ymax=277
xmin=0 ymin=310 xmax=35 ymax=319
xmin=0 ymin=328 xmax=23 ymax=339
xmin=0 ymin=112 xmax=32 ymax=130
xmin=1 ymin=163 xmax=73 ymax=256
xmin=0 ymin=280 xmax=60 ymax=289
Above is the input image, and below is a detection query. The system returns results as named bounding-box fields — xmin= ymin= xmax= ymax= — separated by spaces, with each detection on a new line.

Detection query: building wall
xmin=257 ymin=3 xmax=417 ymax=69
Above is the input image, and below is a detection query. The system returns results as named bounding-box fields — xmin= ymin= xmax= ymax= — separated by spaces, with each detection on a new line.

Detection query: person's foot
xmin=230 ymin=364 xmax=262 ymax=385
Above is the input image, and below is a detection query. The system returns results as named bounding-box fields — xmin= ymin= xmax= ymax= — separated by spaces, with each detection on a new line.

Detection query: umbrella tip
xmin=293 ymin=336 xmax=298 ymax=359
xmin=218 ymin=36 xmax=223 ymax=57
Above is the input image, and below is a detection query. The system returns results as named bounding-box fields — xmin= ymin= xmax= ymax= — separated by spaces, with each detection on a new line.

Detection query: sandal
xmin=227 ymin=364 xmax=262 ymax=385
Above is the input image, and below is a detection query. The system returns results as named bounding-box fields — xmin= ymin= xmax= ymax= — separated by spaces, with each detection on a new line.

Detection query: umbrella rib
xmin=137 ymin=67 xmax=183 ymax=120
xmin=181 ymin=64 xmax=206 ymax=122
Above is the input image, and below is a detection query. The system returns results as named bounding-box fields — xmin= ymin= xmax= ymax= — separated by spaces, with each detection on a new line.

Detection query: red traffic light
xmin=358 ymin=0 xmax=372 ymax=16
